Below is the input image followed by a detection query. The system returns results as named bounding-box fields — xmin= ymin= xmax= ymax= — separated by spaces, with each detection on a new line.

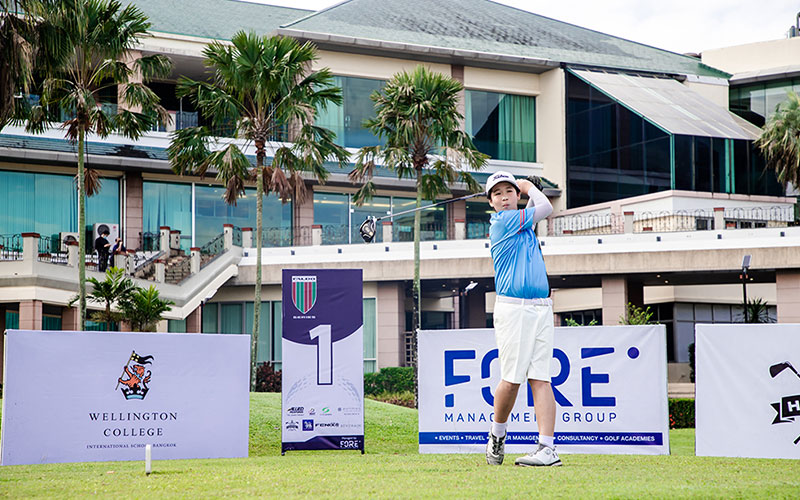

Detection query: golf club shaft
xmin=374 ymin=192 xmax=484 ymax=222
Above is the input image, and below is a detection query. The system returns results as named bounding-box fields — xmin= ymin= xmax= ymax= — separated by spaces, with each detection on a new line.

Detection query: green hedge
xmin=669 ymin=398 xmax=695 ymax=428
xmin=364 ymin=367 xmax=414 ymax=396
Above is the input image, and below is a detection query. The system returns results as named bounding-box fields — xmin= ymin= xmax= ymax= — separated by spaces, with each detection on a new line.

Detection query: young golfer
xmin=483 ymin=171 xmax=560 ymax=467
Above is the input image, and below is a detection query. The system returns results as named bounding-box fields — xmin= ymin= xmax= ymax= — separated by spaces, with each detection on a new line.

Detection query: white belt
xmin=496 ymin=295 xmax=552 ymax=306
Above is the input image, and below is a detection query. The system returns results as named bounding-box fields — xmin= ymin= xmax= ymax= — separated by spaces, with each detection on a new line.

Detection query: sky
xmin=245 ymin=0 xmax=799 ymax=55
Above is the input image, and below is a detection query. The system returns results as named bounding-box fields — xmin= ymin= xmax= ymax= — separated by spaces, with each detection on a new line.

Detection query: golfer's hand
xmin=526 ymin=175 xmax=544 ymax=192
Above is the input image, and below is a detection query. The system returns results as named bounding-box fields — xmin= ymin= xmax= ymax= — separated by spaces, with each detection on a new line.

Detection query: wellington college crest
xmin=116 ymin=351 xmax=154 ymax=400
xmin=292 ymin=275 xmax=317 ymax=314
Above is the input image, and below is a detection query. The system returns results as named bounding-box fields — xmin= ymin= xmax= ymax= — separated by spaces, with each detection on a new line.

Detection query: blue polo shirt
xmin=490 ymin=207 xmax=549 ymax=299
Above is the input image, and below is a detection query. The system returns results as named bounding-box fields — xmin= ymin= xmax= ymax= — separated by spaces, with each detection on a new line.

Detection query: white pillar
xmin=223 ymin=224 xmax=233 ymax=251
xmin=242 ymin=227 xmax=253 ymax=248
xmin=159 ymin=226 xmax=170 ymax=252
xmin=170 ymin=230 xmax=181 ymax=251
xmin=382 ymin=221 xmax=393 ymax=243
xmin=454 ymin=219 xmax=465 ymax=240
xmin=67 ymin=240 xmax=79 ymax=267
xmin=624 ymin=211 xmax=634 ymax=234
xmin=22 ymin=232 xmax=39 ymax=262
xmin=714 ymin=207 xmax=725 ymax=231
xmin=190 ymin=247 xmax=201 ymax=274
xmin=312 ymin=224 xmax=322 ymax=246
xmin=155 ymin=259 xmax=165 ymax=283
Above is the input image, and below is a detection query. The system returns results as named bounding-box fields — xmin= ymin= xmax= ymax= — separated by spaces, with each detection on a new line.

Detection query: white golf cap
xmin=485 ymin=171 xmax=520 ymax=195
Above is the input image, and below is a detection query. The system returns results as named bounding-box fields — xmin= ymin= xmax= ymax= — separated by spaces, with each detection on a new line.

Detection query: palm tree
xmin=85 ymin=266 xmax=137 ymax=329
xmin=24 ymin=0 xmax=172 ymax=331
xmin=119 ymin=285 xmax=174 ymax=332
xmin=167 ymin=32 xmax=349 ymax=391
xmin=349 ymin=65 xmax=487 ymax=404
xmin=0 ymin=0 xmax=67 ymax=129
xmin=756 ymin=90 xmax=800 ymax=190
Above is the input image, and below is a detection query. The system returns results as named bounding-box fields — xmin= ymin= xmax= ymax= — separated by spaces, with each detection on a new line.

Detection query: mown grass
xmin=1 ymin=394 xmax=799 ymax=498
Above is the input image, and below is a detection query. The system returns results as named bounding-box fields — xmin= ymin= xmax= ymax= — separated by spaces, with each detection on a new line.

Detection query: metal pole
xmin=742 ymin=270 xmax=748 ymax=322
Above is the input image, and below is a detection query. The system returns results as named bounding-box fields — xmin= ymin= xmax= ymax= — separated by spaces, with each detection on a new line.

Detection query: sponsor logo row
xmin=285 ymin=406 xmax=361 ymax=417
xmin=284 ymin=420 xmax=362 ymax=431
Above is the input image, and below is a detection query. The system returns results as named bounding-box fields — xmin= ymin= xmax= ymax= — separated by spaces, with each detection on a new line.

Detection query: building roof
xmin=570 ymin=69 xmax=761 ymax=140
xmin=279 ymin=0 xmax=729 ymax=78
xmin=131 ymin=0 xmax=312 ymax=40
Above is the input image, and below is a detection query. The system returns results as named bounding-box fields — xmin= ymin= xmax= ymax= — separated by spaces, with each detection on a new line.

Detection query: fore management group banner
xmin=1 ymin=330 xmax=250 ymax=466
xmin=696 ymin=324 xmax=800 ymax=459
xmin=281 ymin=269 xmax=364 ymax=453
xmin=418 ymin=325 xmax=669 ymax=455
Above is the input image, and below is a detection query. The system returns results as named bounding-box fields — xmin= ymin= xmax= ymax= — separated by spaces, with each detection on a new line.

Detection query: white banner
xmin=418 ymin=326 xmax=669 ymax=455
xmin=281 ymin=269 xmax=364 ymax=453
xmin=696 ymin=324 xmax=800 ymax=459
xmin=1 ymin=330 xmax=250 ymax=466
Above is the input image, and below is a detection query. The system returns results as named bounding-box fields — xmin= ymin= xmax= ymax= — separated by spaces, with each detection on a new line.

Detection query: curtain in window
xmin=168 ymin=319 xmax=186 ymax=333
xmin=497 ymin=94 xmax=536 ymax=162
xmin=220 ymin=303 xmax=243 ymax=334
xmin=142 ymin=181 xmax=191 ymax=244
xmin=202 ymin=303 xmax=218 ymax=333
xmin=5 ymin=311 xmax=19 ymax=329
xmin=42 ymin=315 xmax=62 ymax=330
xmin=363 ymin=298 xmax=376 ymax=373
xmin=315 ymin=76 xmax=345 ymax=145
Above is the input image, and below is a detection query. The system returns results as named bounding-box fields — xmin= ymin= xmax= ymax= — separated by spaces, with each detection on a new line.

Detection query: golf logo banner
xmin=281 ymin=269 xmax=364 ymax=453
xmin=696 ymin=324 xmax=800 ymax=458
xmin=418 ymin=326 xmax=669 ymax=455
xmin=1 ymin=330 xmax=250 ymax=466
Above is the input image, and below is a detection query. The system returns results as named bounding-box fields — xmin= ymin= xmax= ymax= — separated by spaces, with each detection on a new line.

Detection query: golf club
xmin=359 ymin=192 xmax=485 ymax=243
xmin=769 ymin=361 xmax=800 ymax=381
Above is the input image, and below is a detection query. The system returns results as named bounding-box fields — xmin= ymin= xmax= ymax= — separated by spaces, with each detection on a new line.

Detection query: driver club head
xmin=359 ymin=217 xmax=377 ymax=243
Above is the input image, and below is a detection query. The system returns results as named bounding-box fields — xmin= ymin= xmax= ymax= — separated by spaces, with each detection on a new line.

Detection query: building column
xmin=125 ymin=171 xmax=143 ymax=251
xmin=451 ymin=64 xmax=465 ymax=131
xmin=377 ymin=282 xmax=405 ymax=368
xmin=465 ymin=288 xmax=486 ymax=328
xmin=62 ymin=306 xmax=80 ymax=331
xmin=186 ymin=306 xmax=202 ymax=333
xmin=448 ymin=199 xmax=466 ymax=240
xmin=19 ymin=300 xmax=43 ymax=330
xmin=601 ymin=277 xmax=643 ymax=325
xmin=117 ymin=50 xmax=143 ymax=112
xmin=294 ymin=185 xmax=314 ymax=246
xmin=776 ymin=270 xmax=800 ymax=323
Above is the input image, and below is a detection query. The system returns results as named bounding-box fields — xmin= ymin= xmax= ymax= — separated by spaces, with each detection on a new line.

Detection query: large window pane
xmin=466 ymin=199 xmax=492 ymax=239
xmin=316 ymin=76 xmax=384 ymax=148
xmin=220 ymin=303 xmax=243 ymax=334
xmin=0 ymin=170 xmax=119 ymax=241
xmin=466 ymin=90 xmax=536 ymax=162
xmin=202 ymin=303 xmax=218 ymax=333
xmin=350 ymin=196 xmax=391 ymax=244
xmin=674 ymin=135 xmax=693 ymax=191
xmin=195 ymin=185 xmax=292 ymax=248
xmin=142 ymin=181 xmax=191 ymax=249
xmin=314 ymin=192 xmax=349 ymax=244
xmin=694 ymin=137 xmax=711 ymax=192
xmin=712 ymin=138 xmax=726 ymax=193
xmin=363 ymin=298 xmax=376 ymax=373
xmin=392 ymin=197 xmax=446 ymax=242
xmin=733 ymin=139 xmax=749 ymax=194
xmin=245 ymin=301 xmax=271 ymax=364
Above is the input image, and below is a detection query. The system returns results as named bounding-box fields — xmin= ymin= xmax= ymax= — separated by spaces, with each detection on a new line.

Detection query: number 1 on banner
xmin=309 ymin=324 xmax=333 ymax=385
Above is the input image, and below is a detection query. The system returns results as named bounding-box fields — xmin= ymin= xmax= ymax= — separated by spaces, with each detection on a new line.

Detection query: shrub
xmin=255 ymin=362 xmax=281 ymax=392
xmin=364 ymin=366 xmax=414 ymax=396
xmin=688 ymin=342 xmax=696 ymax=383
xmin=367 ymin=391 xmax=415 ymax=408
xmin=669 ymin=398 xmax=695 ymax=428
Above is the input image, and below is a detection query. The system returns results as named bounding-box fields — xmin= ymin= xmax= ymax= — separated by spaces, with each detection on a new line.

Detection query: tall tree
xmin=167 ymin=32 xmax=349 ymax=391
xmin=349 ymin=65 xmax=487 ymax=405
xmin=24 ymin=0 xmax=172 ymax=330
xmin=756 ymin=90 xmax=800 ymax=190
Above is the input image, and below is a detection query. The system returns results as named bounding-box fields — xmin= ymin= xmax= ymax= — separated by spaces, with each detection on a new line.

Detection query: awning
xmin=569 ymin=69 xmax=761 ymax=140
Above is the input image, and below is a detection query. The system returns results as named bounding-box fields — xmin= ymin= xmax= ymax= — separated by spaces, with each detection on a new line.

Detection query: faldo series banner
xmin=696 ymin=323 xmax=800 ymax=459
xmin=281 ymin=269 xmax=364 ymax=453
xmin=1 ymin=330 xmax=250 ymax=466
xmin=418 ymin=326 xmax=669 ymax=455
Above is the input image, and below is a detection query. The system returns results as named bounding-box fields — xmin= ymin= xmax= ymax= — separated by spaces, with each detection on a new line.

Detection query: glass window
xmin=245 ymin=301 xmax=271 ymax=365
xmin=392 ymin=197 xmax=446 ymax=242
xmin=220 ymin=303 xmax=243 ymax=334
xmin=466 ymin=90 xmax=536 ymax=162
xmin=694 ymin=137 xmax=711 ymax=192
xmin=363 ymin=298 xmax=376 ymax=373
xmin=272 ymin=301 xmax=282 ymax=370
xmin=0 ymin=170 xmax=119 ymax=240
xmin=42 ymin=314 xmax=61 ymax=330
xmin=5 ymin=310 xmax=19 ymax=329
xmin=316 ymin=76 xmax=385 ymax=148
xmin=466 ymin=199 xmax=493 ymax=239
xmin=142 ymin=181 xmax=191 ymax=250
xmin=202 ymin=303 xmax=218 ymax=333
xmin=733 ymin=139 xmax=749 ymax=194
xmin=674 ymin=135 xmax=694 ymax=191
xmin=168 ymin=319 xmax=186 ymax=333
xmin=314 ymin=192 xmax=350 ymax=244
xmin=194 ymin=185 xmax=292 ymax=248
xmin=712 ymin=138 xmax=727 ymax=193
xmin=350 ymin=196 xmax=391 ymax=244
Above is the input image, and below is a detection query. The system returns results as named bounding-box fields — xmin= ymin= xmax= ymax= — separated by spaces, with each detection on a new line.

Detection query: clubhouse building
xmin=1 ymin=0 xmax=798 ymax=381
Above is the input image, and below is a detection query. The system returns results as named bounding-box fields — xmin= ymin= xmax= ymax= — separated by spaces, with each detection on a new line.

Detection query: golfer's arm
xmin=518 ymin=180 xmax=552 ymax=223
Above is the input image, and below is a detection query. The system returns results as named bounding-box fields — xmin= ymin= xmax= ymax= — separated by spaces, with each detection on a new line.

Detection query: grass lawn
xmin=1 ymin=393 xmax=799 ymax=498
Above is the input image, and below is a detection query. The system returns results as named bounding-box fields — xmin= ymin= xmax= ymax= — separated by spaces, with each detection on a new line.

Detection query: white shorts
xmin=493 ymin=296 xmax=554 ymax=384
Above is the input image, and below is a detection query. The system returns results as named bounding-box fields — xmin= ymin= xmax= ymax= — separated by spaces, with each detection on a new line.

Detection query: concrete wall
xmin=536 ymin=68 xmax=567 ymax=212
xmin=702 ymin=37 xmax=800 ymax=75
xmin=377 ymin=281 xmax=405 ymax=368
xmin=315 ymin=50 xmax=451 ymax=79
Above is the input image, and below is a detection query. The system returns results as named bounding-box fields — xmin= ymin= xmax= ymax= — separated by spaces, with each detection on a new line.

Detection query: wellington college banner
xmin=281 ymin=269 xmax=364 ymax=453
xmin=418 ymin=326 xmax=669 ymax=455
xmin=1 ymin=330 xmax=250 ymax=466
xmin=696 ymin=324 xmax=800 ymax=459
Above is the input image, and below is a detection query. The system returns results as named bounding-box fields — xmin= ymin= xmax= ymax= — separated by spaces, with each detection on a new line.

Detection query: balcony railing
xmin=37 ymin=235 xmax=68 ymax=265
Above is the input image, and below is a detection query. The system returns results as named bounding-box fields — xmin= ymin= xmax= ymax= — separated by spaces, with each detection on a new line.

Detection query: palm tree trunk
xmin=78 ymin=127 xmax=86 ymax=331
xmin=412 ymin=171 xmax=422 ymax=408
xmin=251 ymin=153 xmax=264 ymax=392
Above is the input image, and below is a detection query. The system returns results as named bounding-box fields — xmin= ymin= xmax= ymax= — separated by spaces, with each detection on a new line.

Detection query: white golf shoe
xmin=514 ymin=444 xmax=562 ymax=467
xmin=485 ymin=432 xmax=505 ymax=465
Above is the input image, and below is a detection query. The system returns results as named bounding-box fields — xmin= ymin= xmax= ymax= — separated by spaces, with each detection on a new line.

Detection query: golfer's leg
xmin=493 ymin=380 xmax=521 ymax=424
xmin=529 ymin=379 xmax=555 ymax=437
